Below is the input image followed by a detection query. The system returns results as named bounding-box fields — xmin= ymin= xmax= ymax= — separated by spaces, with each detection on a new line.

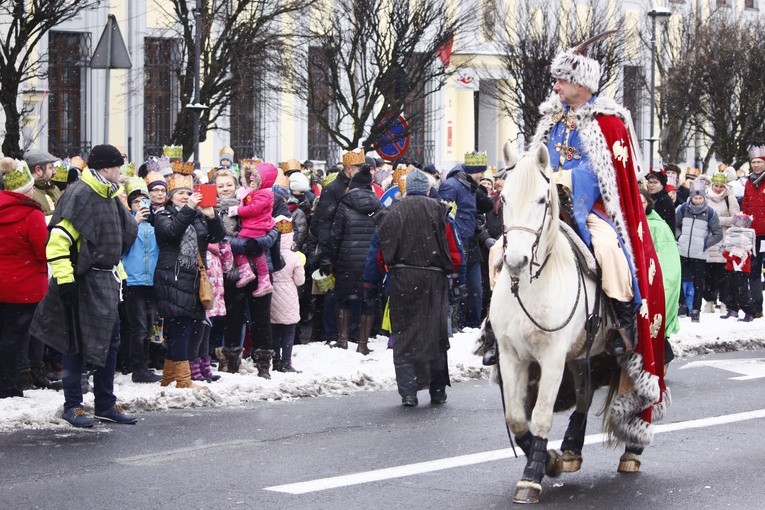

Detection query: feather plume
xmin=571 ymin=29 xmax=618 ymax=56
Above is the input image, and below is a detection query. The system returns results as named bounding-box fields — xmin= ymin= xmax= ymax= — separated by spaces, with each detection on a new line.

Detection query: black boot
xmin=607 ymin=299 xmax=636 ymax=356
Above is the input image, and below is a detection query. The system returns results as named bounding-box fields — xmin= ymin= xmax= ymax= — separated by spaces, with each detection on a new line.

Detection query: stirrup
xmin=606 ymin=327 xmax=633 ymax=357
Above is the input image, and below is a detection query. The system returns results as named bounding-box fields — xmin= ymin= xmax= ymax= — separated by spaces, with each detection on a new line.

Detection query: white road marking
xmin=263 ymin=408 xmax=765 ymax=494
xmin=679 ymin=358 xmax=765 ymax=380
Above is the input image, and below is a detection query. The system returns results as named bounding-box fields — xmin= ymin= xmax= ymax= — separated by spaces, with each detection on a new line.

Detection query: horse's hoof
xmin=545 ymin=449 xmax=563 ymax=477
xmin=617 ymin=452 xmax=641 ymax=473
xmin=512 ymin=480 xmax=541 ymax=504
xmin=561 ymin=450 xmax=583 ymax=473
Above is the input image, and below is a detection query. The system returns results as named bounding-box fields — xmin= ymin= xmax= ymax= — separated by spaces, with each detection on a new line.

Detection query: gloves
xmin=449 ymin=282 xmax=468 ymax=305
xmin=485 ymin=237 xmax=497 ymax=249
xmin=227 ymin=206 xmax=239 ymax=217
xmin=58 ymin=281 xmax=78 ymax=307
xmin=319 ymin=259 xmax=332 ymax=277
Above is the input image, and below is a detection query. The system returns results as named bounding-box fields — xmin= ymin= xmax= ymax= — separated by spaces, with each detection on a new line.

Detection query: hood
xmin=0 ymin=191 xmax=43 ymax=225
xmin=342 ymin=188 xmax=381 ymax=215
xmin=280 ymin=231 xmax=294 ymax=249
xmin=256 ymin=163 xmax=278 ymax=189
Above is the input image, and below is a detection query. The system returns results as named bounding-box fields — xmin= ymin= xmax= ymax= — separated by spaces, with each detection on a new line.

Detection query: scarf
xmin=687 ymin=198 xmax=709 ymax=216
xmin=179 ymin=223 xmax=198 ymax=270
xmin=91 ymin=168 xmax=121 ymax=196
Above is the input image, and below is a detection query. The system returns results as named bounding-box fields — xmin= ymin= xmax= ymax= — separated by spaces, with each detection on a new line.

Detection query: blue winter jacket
xmin=438 ymin=165 xmax=478 ymax=243
xmin=122 ymin=216 xmax=159 ymax=286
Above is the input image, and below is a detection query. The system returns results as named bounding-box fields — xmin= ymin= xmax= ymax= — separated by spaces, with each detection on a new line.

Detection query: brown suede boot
xmin=175 ymin=361 xmax=207 ymax=390
xmin=331 ymin=309 xmax=350 ymax=349
xmin=214 ymin=347 xmax=228 ymax=373
xmin=356 ymin=314 xmax=375 ymax=355
xmin=252 ymin=349 xmax=273 ymax=379
xmin=160 ymin=359 xmax=177 ymax=387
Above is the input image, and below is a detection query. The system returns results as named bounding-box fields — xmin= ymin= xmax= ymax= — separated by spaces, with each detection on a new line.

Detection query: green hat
xmin=0 ymin=157 xmax=34 ymax=194
xmin=125 ymin=176 xmax=149 ymax=201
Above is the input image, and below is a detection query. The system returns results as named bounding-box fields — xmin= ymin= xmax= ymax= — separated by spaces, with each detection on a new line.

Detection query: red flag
xmin=435 ymin=33 xmax=454 ymax=68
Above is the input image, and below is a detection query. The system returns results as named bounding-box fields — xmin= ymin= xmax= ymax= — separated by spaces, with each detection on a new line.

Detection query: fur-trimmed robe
xmin=532 ymin=94 xmax=668 ymax=446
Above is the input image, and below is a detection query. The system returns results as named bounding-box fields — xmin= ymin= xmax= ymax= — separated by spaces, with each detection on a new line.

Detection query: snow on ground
xmin=2 ymin=311 xmax=764 ymax=431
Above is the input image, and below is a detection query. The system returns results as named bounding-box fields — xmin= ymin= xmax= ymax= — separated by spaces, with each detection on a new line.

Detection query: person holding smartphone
xmin=121 ymin=178 xmax=162 ymax=383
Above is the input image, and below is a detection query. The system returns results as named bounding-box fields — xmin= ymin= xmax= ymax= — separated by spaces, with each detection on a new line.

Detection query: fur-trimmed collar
xmin=531 ymin=93 xmax=634 ymax=260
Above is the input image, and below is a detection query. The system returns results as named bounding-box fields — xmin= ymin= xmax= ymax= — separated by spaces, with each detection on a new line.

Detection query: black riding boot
xmin=607 ymin=299 xmax=636 ymax=356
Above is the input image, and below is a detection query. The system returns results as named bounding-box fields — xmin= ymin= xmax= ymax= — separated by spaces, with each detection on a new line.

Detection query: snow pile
xmin=1 ymin=313 xmax=763 ymax=431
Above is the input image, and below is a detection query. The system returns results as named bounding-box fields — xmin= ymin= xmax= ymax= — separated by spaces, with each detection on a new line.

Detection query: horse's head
xmin=500 ymin=144 xmax=559 ymax=278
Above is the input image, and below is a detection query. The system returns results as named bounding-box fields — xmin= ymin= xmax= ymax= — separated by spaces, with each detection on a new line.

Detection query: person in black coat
xmin=645 ymin=170 xmax=675 ymax=231
xmin=329 ymin=165 xmax=381 ymax=353
xmin=154 ymin=173 xmax=225 ymax=389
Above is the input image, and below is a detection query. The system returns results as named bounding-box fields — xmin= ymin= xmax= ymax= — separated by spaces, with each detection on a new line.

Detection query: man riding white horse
xmin=531 ymin=36 xmax=668 ymax=451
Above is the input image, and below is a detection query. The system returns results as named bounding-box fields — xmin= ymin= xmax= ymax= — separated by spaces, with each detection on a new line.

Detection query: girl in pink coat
xmin=228 ymin=163 xmax=276 ymax=296
xmin=270 ymin=221 xmax=305 ymax=372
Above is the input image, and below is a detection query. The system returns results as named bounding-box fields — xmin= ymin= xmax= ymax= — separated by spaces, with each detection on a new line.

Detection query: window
xmin=622 ymin=65 xmax=644 ymax=144
xmin=143 ymin=37 xmax=181 ymax=159
xmin=230 ymin=65 xmax=265 ymax=160
xmin=307 ymin=46 xmax=332 ymax=162
xmin=745 ymin=0 xmax=755 ymax=9
xmin=482 ymin=0 xmax=497 ymax=42
xmin=405 ymin=84 xmax=435 ymax=165
xmin=48 ymin=31 xmax=90 ymax=158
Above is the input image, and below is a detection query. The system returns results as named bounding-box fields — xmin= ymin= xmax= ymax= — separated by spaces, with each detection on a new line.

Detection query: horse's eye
xmin=537 ymin=196 xmax=546 ymax=205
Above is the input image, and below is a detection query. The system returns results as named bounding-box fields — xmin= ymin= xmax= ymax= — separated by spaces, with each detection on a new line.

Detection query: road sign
xmin=374 ymin=114 xmax=410 ymax=162
xmin=680 ymin=358 xmax=765 ymax=380
xmin=380 ymin=185 xmax=399 ymax=208
xmin=90 ymin=15 xmax=132 ymax=69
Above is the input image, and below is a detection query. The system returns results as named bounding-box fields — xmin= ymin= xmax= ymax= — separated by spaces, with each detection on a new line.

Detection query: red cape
xmin=597 ymin=114 xmax=667 ymax=423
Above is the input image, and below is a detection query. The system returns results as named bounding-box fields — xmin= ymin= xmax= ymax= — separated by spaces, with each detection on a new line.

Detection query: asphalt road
xmin=1 ymin=349 xmax=764 ymax=510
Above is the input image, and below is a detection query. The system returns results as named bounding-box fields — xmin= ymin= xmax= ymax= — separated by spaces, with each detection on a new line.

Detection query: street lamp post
xmin=647 ymin=7 xmax=672 ymax=171
xmin=186 ymin=0 xmax=207 ymax=171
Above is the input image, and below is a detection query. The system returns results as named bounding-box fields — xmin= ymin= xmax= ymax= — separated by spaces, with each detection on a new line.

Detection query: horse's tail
xmin=599 ymin=366 xmax=622 ymax=447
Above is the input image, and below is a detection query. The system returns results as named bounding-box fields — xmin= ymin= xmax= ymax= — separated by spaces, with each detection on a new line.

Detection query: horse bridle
xmin=501 ymin=168 xmax=553 ymax=287
xmin=500 ymin=168 xmax=583 ymax=333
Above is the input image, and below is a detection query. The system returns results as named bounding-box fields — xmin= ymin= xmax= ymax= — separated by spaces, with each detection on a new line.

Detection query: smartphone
xmin=195 ymin=184 xmax=217 ymax=207
xmin=140 ymin=198 xmax=151 ymax=209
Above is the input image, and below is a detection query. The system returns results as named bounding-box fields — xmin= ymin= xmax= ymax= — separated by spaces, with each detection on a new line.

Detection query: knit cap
xmin=405 ymin=167 xmax=430 ymax=195
xmin=88 ymin=144 xmax=124 ymax=170
xmin=0 ymin=157 xmax=34 ymax=194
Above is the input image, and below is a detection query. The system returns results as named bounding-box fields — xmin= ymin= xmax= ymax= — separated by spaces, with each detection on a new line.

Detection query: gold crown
xmin=279 ymin=161 xmax=290 ymax=172
xmin=276 ymin=218 xmax=293 ymax=234
xmin=219 ymin=146 xmax=234 ymax=157
xmin=392 ymin=165 xmax=412 ymax=192
xmin=172 ymin=161 xmax=195 ymax=175
xmin=464 ymin=151 xmax=488 ymax=167
xmin=240 ymin=158 xmax=261 ymax=167
xmin=1 ymin=158 xmax=34 ymax=193
xmin=167 ymin=173 xmax=194 ymax=194
xmin=342 ymin=149 xmax=365 ymax=167
xmin=286 ymin=158 xmax=301 ymax=172
xmin=51 ymin=161 xmax=69 ymax=183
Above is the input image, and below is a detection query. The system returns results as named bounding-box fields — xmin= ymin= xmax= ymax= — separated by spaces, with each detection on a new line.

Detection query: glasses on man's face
xmin=150 ymin=188 xmax=166 ymax=194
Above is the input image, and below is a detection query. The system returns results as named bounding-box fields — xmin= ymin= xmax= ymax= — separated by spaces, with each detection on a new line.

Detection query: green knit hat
xmin=0 ymin=157 xmax=34 ymax=194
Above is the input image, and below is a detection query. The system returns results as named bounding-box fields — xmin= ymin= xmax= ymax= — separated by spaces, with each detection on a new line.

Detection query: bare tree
xmin=160 ymin=0 xmax=315 ymax=160
xmin=290 ymin=0 xmax=473 ymax=156
xmin=0 ymin=0 xmax=101 ymax=158
xmin=493 ymin=0 xmax=629 ymax=142
xmin=648 ymin=9 xmax=765 ymax=169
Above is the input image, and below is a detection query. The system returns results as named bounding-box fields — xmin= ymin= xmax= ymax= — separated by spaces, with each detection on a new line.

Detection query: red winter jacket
xmin=0 ymin=191 xmax=48 ymax=303
xmin=742 ymin=177 xmax=765 ymax=236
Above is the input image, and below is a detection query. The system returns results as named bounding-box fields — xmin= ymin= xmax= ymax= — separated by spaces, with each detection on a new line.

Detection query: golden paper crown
xmin=219 ymin=146 xmax=234 ymax=157
xmin=275 ymin=217 xmax=293 ymax=234
xmin=392 ymin=164 xmax=412 ymax=192
xmin=464 ymin=151 xmax=488 ymax=168
xmin=342 ymin=148 xmax=365 ymax=167
xmin=0 ymin=158 xmax=34 ymax=193
xmin=51 ymin=161 xmax=69 ymax=183
xmin=167 ymin=173 xmax=194 ymax=194
xmin=286 ymin=158 xmax=301 ymax=172
xmin=69 ymin=156 xmax=86 ymax=170
xmin=240 ymin=158 xmax=262 ymax=167
xmin=172 ymin=161 xmax=195 ymax=176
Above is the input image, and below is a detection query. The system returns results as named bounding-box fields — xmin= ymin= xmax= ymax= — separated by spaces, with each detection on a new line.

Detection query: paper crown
xmin=285 ymin=158 xmax=301 ymax=172
xmin=69 ymin=156 xmax=87 ymax=170
xmin=51 ymin=161 xmax=69 ymax=183
xmin=240 ymin=158 xmax=262 ymax=167
xmin=711 ymin=172 xmax=727 ymax=185
xmin=748 ymin=145 xmax=765 ymax=161
xmin=163 ymin=145 xmax=183 ymax=160
xmin=275 ymin=215 xmax=293 ymax=234
xmin=144 ymin=171 xmax=167 ymax=190
xmin=125 ymin=176 xmax=149 ymax=198
xmin=122 ymin=161 xmax=136 ymax=177
xmin=0 ymin=157 xmax=34 ymax=194
xmin=172 ymin=161 xmax=195 ymax=176
xmin=685 ymin=167 xmax=701 ymax=178
xmin=166 ymin=173 xmax=194 ymax=194
xmin=689 ymin=178 xmax=706 ymax=195
xmin=464 ymin=151 xmax=488 ymax=168
xmin=342 ymin=148 xmax=366 ymax=167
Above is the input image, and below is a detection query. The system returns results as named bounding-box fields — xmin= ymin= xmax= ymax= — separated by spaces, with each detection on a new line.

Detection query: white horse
xmin=489 ymin=144 xmax=621 ymax=504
